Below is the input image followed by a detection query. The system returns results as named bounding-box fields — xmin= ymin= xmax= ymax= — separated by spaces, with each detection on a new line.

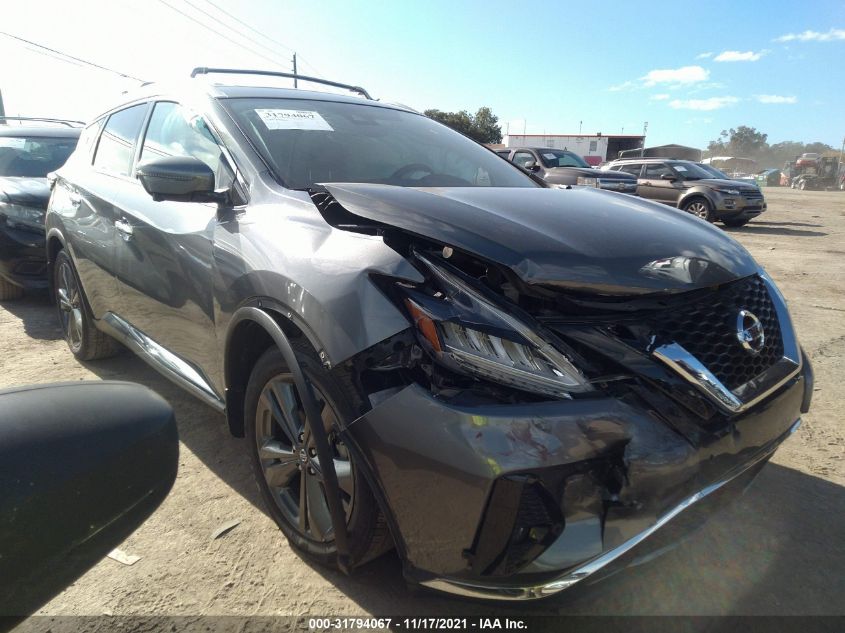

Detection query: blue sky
xmin=2 ymin=0 xmax=844 ymax=149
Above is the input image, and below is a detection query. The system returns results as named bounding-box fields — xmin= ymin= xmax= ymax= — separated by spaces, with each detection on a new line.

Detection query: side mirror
xmin=0 ymin=381 xmax=178 ymax=617
xmin=523 ymin=161 xmax=541 ymax=172
xmin=137 ymin=156 xmax=220 ymax=203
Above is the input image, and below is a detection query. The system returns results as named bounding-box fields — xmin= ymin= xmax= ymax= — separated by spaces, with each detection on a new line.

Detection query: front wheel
xmin=53 ymin=250 xmax=121 ymax=360
xmin=682 ymin=198 xmax=714 ymax=222
xmin=244 ymin=343 xmax=391 ymax=570
xmin=799 ymin=180 xmax=807 ymax=191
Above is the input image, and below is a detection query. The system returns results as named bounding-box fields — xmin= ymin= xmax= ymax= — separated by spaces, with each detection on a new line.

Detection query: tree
xmin=424 ymin=106 xmax=502 ymax=144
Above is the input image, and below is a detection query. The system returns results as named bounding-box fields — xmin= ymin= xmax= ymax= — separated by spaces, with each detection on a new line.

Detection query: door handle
xmin=68 ymin=193 xmax=82 ymax=207
xmin=115 ymin=219 xmax=134 ymax=239
xmin=641 ymin=181 xmax=652 ymax=186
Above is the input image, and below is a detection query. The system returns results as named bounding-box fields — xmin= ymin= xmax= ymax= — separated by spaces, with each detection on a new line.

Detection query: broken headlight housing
xmin=0 ymin=202 xmax=45 ymax=232
xmin=401 ymin=253 xmax=592 ymax=399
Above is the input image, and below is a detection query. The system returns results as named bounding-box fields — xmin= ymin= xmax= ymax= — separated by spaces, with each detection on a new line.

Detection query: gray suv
xmin=45 ymin=68 xmax=810 ymax=600
xmin=605 ymin=158 xmax=766 ymax=226
xmin=497 ymin=147 xmax=638 ymax=194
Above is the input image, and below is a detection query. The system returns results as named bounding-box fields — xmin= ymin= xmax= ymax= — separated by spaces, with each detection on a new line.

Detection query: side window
xmin=512 ymin=151 xmax=535 ymax=168
xmin=76 ymin=119 xmax=104 ymax=162
xmin=93 ymin=105 xmax=147 ymax=176
xmin=617 ymin=163 xmax=643 ymax=177
xmin=139 ymin=102 xmax=233 ymax=189
xmin=643 ymin=163 xmax=674 ymax=179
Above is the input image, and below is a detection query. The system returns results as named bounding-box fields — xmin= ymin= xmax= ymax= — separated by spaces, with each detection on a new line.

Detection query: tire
xmin=53 ymin=250 xmax=122 ymax=360
xmin=722 ymin=218 xmax=750 ymax=228
xmin=682 ymin=197 xmax=714 ymax=222
xmin=799 ymin=180 xmax=807 ymax=191
xmin=245 ymin=341 xmax=391 ymax=570
xmin=0 ymin=277 xmax=24 ymax=301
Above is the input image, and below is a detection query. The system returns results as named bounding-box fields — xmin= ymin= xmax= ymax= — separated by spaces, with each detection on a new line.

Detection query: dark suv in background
xmin=46 ymin=68 xmax=810 ymax=601
xmin=0 ymin=118 xmax=81 ymax=299
xmin=497 ymin=147 xmax=638 ymax=194
xmin=605 ymin=158 xmax=766 ymax=226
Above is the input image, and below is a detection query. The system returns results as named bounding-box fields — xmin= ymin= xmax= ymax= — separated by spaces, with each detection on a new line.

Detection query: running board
xmin=99 ymin=313 xmax=225 ymax=412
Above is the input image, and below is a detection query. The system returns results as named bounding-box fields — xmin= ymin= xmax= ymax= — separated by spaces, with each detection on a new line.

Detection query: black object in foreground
xmin=0 ymin=381 xmax=178 ymax=617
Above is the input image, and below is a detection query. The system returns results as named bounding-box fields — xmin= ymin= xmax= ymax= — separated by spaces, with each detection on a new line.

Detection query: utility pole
xmin=642 ymin=121 xmax=649 ymax=156
xmin=292 ymin=53 xmax=297 ymax=88
xmin=0 ymin=88 xmax=5 ymax=124
xmin=579 ymin=120 xmax=582 ymax=134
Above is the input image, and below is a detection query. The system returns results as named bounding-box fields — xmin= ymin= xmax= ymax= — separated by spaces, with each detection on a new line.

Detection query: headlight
xmin=402 ymin=253 xmax=592 ymax=398
xmin=576 ymin=176 xmax=599 ymax=187
xmin=0 ymin=201 xmax=46 ymax=231
xmin=714 ymin=188 xmax=740 ymax=196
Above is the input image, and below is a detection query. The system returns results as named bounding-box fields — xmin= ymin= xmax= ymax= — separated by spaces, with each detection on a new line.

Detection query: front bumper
xmin=712 ymin=191 xmax=767 ymax=220
xmin=0 ymin=219 xmax=48 ymax=289
xmin=347 ymin=362 xmax=808 ymax=600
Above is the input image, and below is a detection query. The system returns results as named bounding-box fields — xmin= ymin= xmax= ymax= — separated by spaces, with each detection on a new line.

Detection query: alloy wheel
xmin=254 ymin=375 xmax=354 ymax=543
xmin=56 ymin=260 xmax=84 ymax=352
xmin=686 ymin=201 xmax=710 ymax=219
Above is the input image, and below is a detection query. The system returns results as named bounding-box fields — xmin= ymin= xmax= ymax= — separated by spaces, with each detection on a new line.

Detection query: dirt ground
xmin=2 ymin=188 xmax=844 ymax=620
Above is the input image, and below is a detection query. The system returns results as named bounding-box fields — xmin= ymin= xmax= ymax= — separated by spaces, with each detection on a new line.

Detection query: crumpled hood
xmin=323 ymin=184 xmax=759 ymax=295
xmin=0 ymin=177 xmax=50 ymax=208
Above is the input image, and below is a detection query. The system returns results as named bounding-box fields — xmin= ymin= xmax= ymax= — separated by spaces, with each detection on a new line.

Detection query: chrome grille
xmin=650 ymin=275 xmax=784 ymax=391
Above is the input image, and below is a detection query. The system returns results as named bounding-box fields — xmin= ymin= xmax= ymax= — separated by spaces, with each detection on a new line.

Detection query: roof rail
xmin=0 ymin=117 xmax=85 ymax=128
xmin=190 ymin=67 xmax=373 ymax=100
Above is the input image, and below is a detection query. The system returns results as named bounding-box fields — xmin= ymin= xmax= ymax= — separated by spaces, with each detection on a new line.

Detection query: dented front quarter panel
xmin=211 ymin=180 xmax=422 ymax=389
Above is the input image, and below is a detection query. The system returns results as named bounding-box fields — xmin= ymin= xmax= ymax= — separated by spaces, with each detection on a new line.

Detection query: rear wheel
xmin=53 ymin=250 xmax=122 ymax=360
xmin=682 ymin=197 xmax=714 ymax=222
xmin=0 ymin=278 xmax=24 ymax=301
xmin=722 ymin=218 xmax=750 ymax=228
xmin=245 ymin=343 xmax=390 ymax=569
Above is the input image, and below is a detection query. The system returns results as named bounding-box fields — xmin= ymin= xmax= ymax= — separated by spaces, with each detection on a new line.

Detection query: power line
xmin=198 ymin=0 xmax=325 ymax=78
xmin=201 ymin=0 xmax=294 ymax=54
xmin=178 ymin=0 xmax=292 ymax=66
xmin=0 ymin=31 xmax=146 ymax=82
xmin=156 ymin=0 xmax=290 ymax=70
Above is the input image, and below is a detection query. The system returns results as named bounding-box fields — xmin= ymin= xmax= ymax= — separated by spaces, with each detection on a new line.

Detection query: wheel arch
xmin=45 ymin=228 xmax=67 ymax=269
xmin=223 ymin=302 xmax=318 ymax=438
xmin=677 ymin=189 xmax=714 ymax=210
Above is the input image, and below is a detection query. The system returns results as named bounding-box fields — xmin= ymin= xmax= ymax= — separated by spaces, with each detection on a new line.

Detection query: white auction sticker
xmin=543 ymin=153 xmax=557 ymax=160
xmin=0 ymin=138 xmax=27 ymax=149
xmin=255 ymin=109 xmax=334 ymax=131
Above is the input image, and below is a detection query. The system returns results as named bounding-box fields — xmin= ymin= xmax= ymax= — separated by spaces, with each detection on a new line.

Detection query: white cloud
xmin=714 ymin=50 xmax=767 ymax=62
xmin=668 ymin=96 xmax=740 ymax=111
xmin=696 ymin=52 xmax=713 ymax=59
xmin=651 ymin=93 xmax=671 ymax=100
xmin=756 ymin=94 xmax=798 ymax=104
xmin=775 ymin=28 xmax=845 ymax=42
xmin=642 ymin=66 xmax=709 ymax=86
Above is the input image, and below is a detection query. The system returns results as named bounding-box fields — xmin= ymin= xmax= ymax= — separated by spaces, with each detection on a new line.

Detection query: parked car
xmin=46 ymin=68 xmax=812 ymax=600
xmin=605 ymin=158 xmax=766 ymax=227
xmin=796 ymin=152 xmax=820 ymax=167
xmin=0 ymin=119 xmax=81 ymax=299
xmin=756 ymin=169 xmax=782 ymax=187
xmin=496 ymin=147 xmax=638 ymax=194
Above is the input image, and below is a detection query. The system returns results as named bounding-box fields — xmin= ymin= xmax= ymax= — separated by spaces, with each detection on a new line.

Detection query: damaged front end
xmin=310 ymin=185 xmax=812 ymax=599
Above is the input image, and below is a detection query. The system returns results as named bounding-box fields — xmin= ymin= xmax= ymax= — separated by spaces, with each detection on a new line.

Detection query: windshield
xmin=537 ymin=150 xmax=589 ymax=168
xmin=669 ymin=161 xmax=718 ymax=181
xmin=223 ymin=98 xmax=538 ymax=189
xmin=0 ymin=136 xmax=78 ymax=177
xmin=698 ymin=164 xmax=729 ymax=179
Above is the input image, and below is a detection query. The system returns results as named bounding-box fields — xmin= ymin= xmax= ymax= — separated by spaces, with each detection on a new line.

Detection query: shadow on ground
xmin=1 ymin=291 xmax=63 ymax=341
xmin=727 ymin=224 xmax=827 ymax=237
xmin=15 ymin=299 xmax=844 ymax=618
